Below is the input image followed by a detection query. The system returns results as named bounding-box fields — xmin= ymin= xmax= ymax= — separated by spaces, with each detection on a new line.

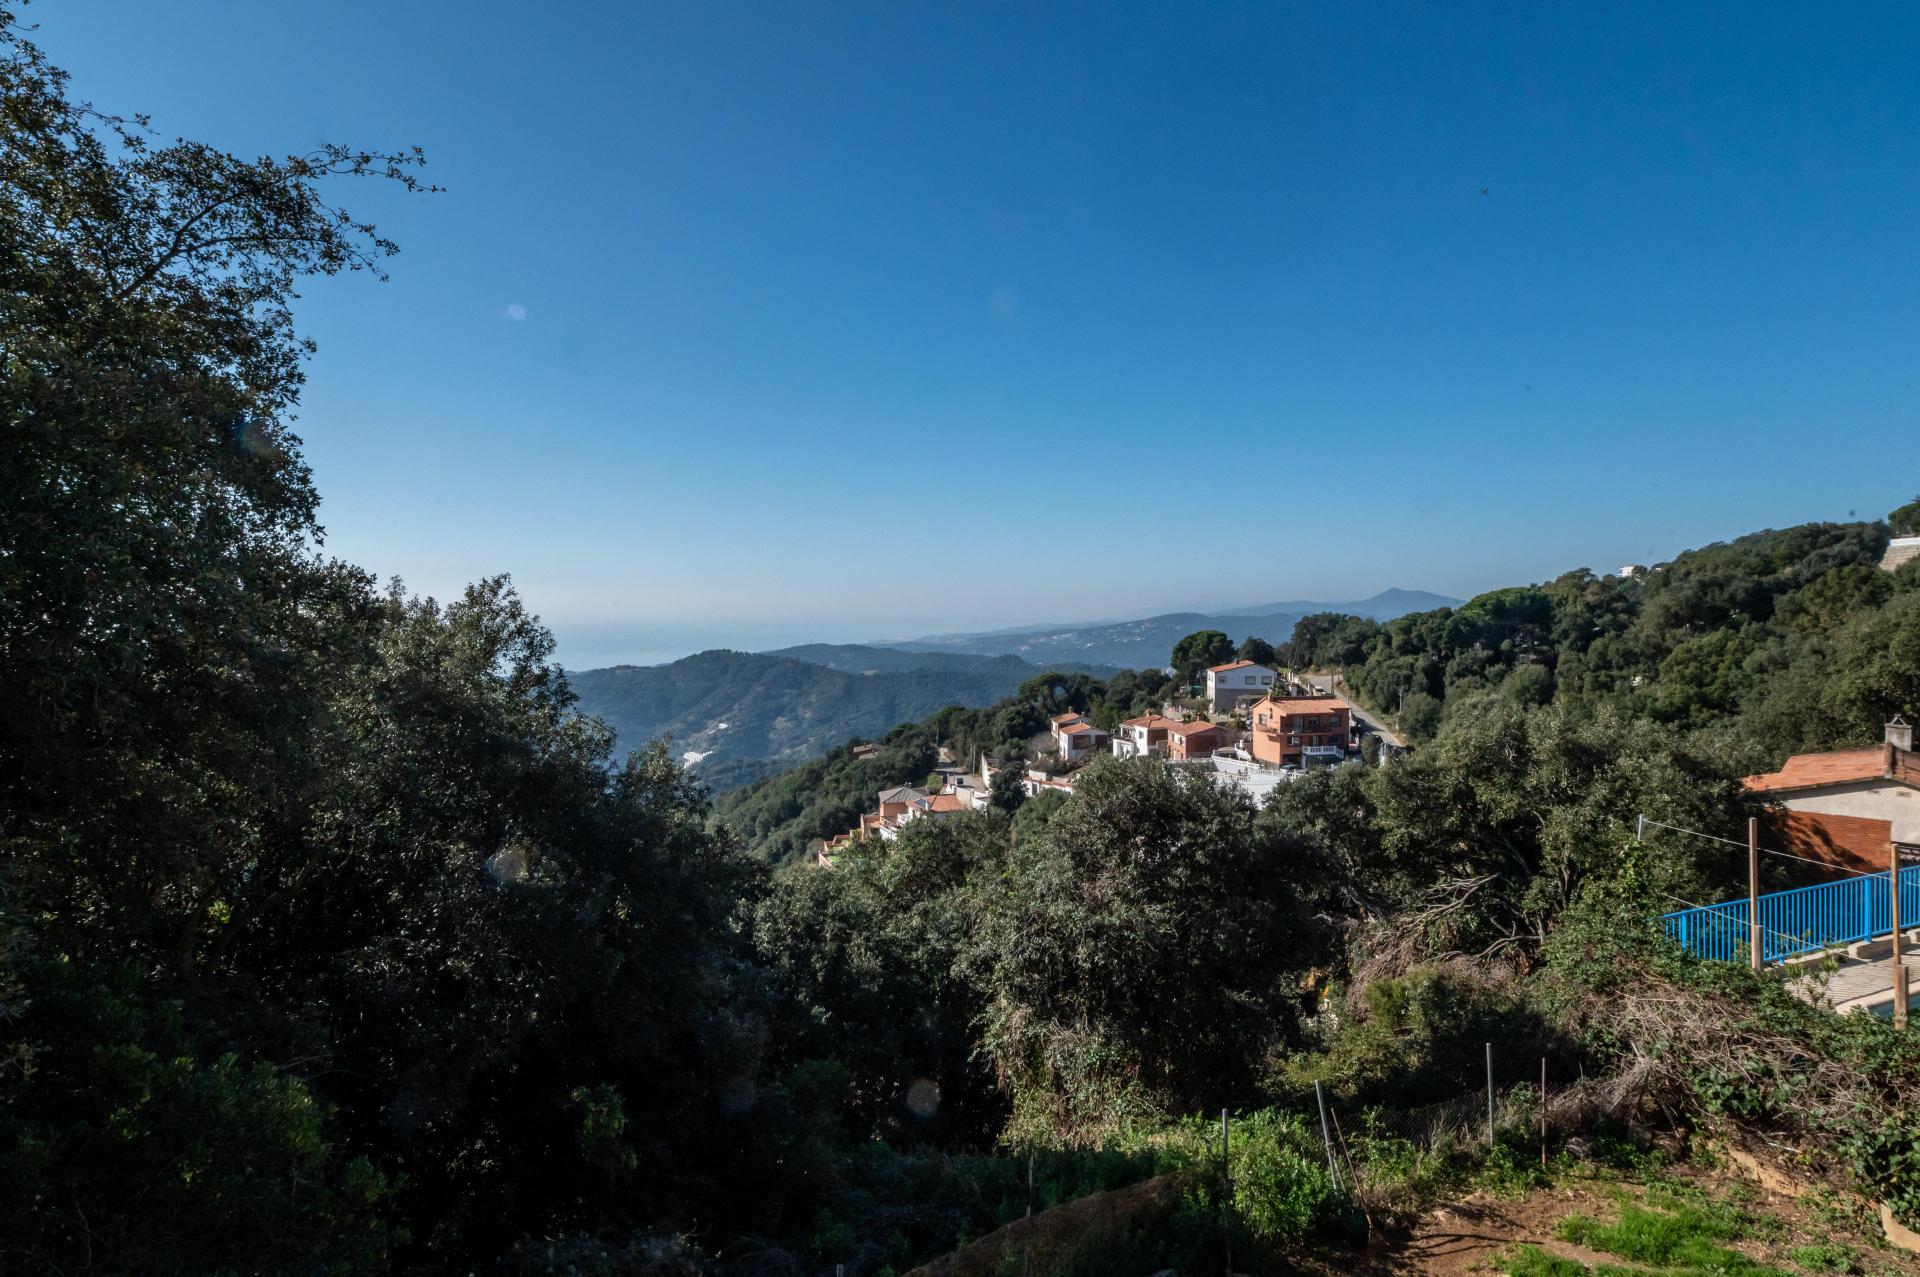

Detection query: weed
xmin=1479 ymin=1138 xmax=1555 ymax=1199
xmin=1790 ymin=1240 xmax=1863 ymax=1274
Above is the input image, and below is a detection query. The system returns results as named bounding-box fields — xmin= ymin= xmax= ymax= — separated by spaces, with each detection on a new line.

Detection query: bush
xmin=0 ymin=956 xmax=400 ymax=1274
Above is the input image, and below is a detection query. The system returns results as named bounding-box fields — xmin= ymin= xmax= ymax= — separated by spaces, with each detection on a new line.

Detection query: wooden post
xmin=1540 ymin=1057 xmax=1548 ymax=1167
xmin=1894 ymin=841 xmax=1909 ymax=1030
xmin=1749 ymin=817 xmax=1763 ymax=971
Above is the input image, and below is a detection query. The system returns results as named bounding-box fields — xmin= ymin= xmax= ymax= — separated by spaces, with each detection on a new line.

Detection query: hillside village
xmin=817 ymin=657 xmax=1401 ymax=864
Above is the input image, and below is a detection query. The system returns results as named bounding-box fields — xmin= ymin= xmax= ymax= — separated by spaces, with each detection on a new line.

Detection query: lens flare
xmin=486 ymin=846 xmax=529 ymax=884
xmin=906 ymin=1077 xmax=941 ymax=1120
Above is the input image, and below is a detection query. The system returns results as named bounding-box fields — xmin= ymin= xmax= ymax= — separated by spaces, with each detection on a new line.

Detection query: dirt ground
xmin=1316 ymin=1156 xmax=1920 ymax=1277
xmin=905 ymin=1150 xmax=1920 ymax=1277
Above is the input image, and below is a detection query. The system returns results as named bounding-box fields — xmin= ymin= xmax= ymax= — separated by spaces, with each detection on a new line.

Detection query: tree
xmin=972 ymin=759 xmax=1319 ymax=1143
xmin=1892 ymin=496 xmax=1920 ymax=537
xmin=0 ymin=15 xmax=786 ymax=1264
xmin=1237 ymin=635 xmax=1277 ymax=666
xmin=989 ymin=763 xmax=1028 ymax=813
xmin=753 ymin=813 xmax=1011 ymax=1149
xmin=1265 ymin=697 xmax=1745 ymax=962
xmin=1399 ymin=690 xmax=1444 ymax=742
xmin=1170 ymin=630 xmax=1234 ymax=680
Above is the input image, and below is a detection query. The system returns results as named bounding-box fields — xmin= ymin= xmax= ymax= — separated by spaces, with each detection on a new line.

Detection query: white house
xmin=896 ymin=791 xmax=969 ymax=831
xmin=1205 ymin=660 xmax=1276 ymax=712
xmin=1112 ymin=713 xmax=1183 ymax=759
xmin=1053 ymin=718 xmax=1110 ymax=761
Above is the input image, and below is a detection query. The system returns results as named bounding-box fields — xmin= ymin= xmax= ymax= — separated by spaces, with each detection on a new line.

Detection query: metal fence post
xmin=1315 ymin=1080 xmax=1338 ymax=1189
xmin=1484 ymin=1043 xmax=1495 ymax=1145
xmin=1221 ymin=1108 xmax=1232 ymax=1276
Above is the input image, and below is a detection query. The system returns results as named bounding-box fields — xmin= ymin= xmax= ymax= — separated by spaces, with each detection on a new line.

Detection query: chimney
xmin=1889 ymin=716 xmax=1914 ymax=752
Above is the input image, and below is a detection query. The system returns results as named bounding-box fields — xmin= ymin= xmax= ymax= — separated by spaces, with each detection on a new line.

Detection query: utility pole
xmin=1748 ymin=817 xmax=1762 ymax=972
xmin=1894 ymin=840 xmax=1910 ymax=1029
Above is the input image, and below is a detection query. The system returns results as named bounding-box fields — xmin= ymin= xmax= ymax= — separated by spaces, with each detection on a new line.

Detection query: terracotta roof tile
xmin=1744 ymin=744 xmax=1920 ymax=793
xmin=1253 ymin=695 xmax=1348 ymax=716
xmin=1121 ymin=714 xmax=1184 ymax=730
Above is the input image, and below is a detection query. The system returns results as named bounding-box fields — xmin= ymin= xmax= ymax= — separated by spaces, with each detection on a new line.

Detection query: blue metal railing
xmin=1662 ymin=864 xmax=1920 ymax=962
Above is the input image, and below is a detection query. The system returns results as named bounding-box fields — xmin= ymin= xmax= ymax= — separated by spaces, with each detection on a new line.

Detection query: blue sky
xmin=37 ymin=3 xmax=1920 ymax=664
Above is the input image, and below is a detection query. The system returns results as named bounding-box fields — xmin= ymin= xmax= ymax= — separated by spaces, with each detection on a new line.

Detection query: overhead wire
xmin=1636 ymin=814 xmax=1885 ymax=879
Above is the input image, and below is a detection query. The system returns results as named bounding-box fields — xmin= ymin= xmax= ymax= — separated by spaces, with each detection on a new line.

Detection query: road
xmin=1303 ymin=674 xmax=1406 ymax=750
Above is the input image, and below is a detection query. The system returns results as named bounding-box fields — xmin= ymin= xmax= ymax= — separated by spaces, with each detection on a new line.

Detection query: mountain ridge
xmin=869 ymin=589 xmax=1462 ymax=668
xmin=567 ymin=645 xmax=1122 ymax=790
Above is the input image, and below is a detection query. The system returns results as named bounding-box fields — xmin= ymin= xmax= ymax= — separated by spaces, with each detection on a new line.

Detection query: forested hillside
xmin=13 ymin=13 xmax=1920 ymax=1273
xmin=567 ymin=647 xmax=1117 ymax=788
xmin=713 ymin=667 xmax=1174 ymax=861
xmin=1284 ymin=520 xmax=1912 ymax=761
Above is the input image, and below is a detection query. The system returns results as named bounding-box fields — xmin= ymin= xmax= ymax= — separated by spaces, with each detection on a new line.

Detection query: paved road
xmin=1303 ymin=674 xmax=1406 ymax=750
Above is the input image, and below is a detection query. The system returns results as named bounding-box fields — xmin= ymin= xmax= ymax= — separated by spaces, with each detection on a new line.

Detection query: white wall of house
xmin=1207 ymin=665 xmax=1276 ymax=708
xmin=1779 ymin=781 xmax=1920 ymax=845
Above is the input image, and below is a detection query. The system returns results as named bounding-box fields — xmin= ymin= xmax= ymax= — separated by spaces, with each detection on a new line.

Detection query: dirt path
xmin=1326 ymin=1185 xmax=1625 ymax=1277
xmin=1321 ymin=1158 xmax=1920 ymax=1277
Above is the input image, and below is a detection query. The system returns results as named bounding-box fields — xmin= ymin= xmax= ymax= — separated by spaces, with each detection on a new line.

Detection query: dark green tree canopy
xmin=1170 ymin=629 xmax=1234 ymax=679
xmin=1892 ymin=496 xmax=1920 ymax=537
xmin=1236 ymin=634 xmax=1277 ymax=666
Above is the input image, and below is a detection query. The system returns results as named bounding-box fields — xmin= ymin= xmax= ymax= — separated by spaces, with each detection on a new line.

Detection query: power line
xmin=1636 ymin=814 xmax=1880 ymax=880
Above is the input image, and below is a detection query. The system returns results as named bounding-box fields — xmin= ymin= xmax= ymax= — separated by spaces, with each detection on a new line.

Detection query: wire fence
xmin=1308 ymin=1043 xmax=1590 ymax=1214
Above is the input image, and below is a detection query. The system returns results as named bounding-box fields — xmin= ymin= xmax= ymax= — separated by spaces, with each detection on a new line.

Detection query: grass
xmin=1788 ymin=1240 xmax=1864 ymax=1274
xmin=1498 ymin=1245 xmax=1647 ymax=1277
xmin=1494 ymin=1198 xmax=1801 ymax=1277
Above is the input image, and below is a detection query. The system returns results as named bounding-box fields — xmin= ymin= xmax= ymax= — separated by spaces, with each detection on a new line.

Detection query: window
xmin=1290 ymin=735 xmax=1300 ymax=746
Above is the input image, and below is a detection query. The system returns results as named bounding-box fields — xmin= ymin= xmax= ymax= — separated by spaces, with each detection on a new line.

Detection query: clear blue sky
xmin=37 ymin=3 xmax=1920 ymax=664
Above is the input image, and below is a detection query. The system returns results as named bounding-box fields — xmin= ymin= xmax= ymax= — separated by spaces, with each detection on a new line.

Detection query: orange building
xmin=1248 ymin=694 xmax=1353 ymax=768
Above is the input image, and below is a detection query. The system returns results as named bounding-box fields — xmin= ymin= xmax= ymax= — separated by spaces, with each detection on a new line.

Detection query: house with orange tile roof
xmin=898 ymin=790 xmax=970 ymax=832
xmin=1205 ymin=660 xmax=1277 ymax=713
xmin=1112 ymin=713 xmax=1184 ymax=759
xmin=1743 ymin=719 xmax=1920 ymax=874
xmin=1165 ymin=719 xmax=1231 ymax=761
xmin=1248 ymin=693 xmax=1354 ymax=769
xmin=1052 ymin=716 xmax=1110 ymax=761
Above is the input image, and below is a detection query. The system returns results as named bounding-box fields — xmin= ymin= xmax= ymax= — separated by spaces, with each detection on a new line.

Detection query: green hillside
xmin=567 ymin=647 xmax=1119 ymax=786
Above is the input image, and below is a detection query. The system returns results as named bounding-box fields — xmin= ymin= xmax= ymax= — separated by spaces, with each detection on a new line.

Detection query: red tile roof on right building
xmin=1740 ymin=718 xmax=1920 ymax=874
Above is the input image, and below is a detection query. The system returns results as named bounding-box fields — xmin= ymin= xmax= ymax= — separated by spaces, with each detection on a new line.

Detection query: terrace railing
xmin=1662 ymin=863 xmax=1920 ymax=963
